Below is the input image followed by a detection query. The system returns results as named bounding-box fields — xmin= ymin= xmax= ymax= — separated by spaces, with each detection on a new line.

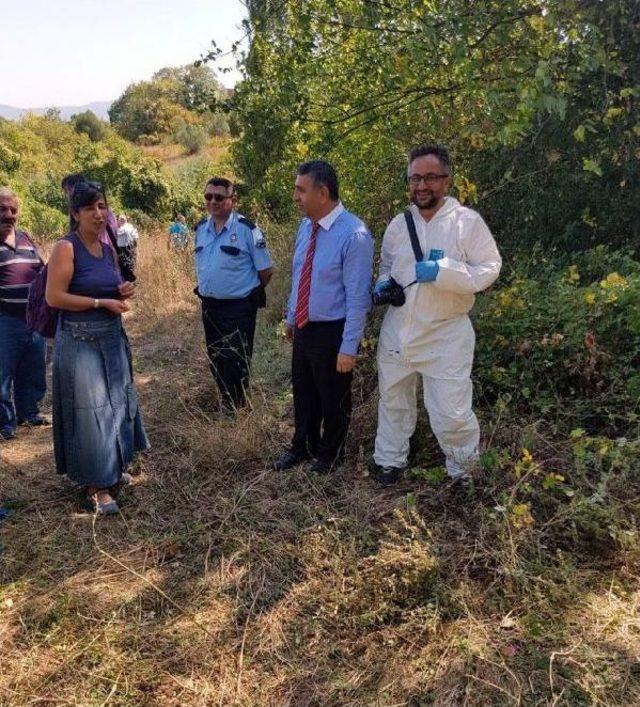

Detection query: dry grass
xmin=1 ymin=234 xmax=640 ymax=706
xmin=140 ymin=139 xmax=231 ymax=172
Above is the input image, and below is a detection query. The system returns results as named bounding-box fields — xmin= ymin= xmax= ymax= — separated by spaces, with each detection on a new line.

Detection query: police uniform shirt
xmin=194 ymin=212 xmax=272 ymax=300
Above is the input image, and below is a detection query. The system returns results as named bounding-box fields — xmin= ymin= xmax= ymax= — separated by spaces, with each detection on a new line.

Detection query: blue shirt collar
xmin=209 ymin=212 xmax=236 ymax=236
xmin=317 ymin=202 xmax=344 ymax=231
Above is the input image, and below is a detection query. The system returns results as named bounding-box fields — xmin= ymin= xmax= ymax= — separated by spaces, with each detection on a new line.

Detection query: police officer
xmin=194 ymin=177 xmax=273 ymax=409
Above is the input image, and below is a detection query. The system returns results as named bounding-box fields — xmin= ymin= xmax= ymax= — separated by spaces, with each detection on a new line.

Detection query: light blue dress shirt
xmin=195 ymin=212 xmax=273 ymax=299
xmin=286 ymin=203 xmax=374 ymax=356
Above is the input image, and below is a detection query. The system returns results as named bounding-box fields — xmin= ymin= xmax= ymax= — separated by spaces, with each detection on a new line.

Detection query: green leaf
xmin=582 ymin=158 xmax=602 ymax=177
xmin=573 ymin=125 xmax=586 ymax=142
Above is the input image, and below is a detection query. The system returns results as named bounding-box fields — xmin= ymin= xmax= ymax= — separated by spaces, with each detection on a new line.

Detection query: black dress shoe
xmin=374 ymin=465 xmax=403 ymax=487
xmin=273 ymin=449 xmax=310 ymax=471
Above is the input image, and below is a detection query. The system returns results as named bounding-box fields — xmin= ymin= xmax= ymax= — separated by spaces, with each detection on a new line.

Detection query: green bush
xmin=473 ymin=246 xmax=640 ymax=434
xmin=0 ymin=114 xmax=188 ymax=237
xmin=19 ymin=199 xmax=68 ymax=239
xmin=71 ymin=110 xmax=106 ymax=142
xmin=174 ymin=123 xmax=208 ymax=155
xmin=204 ymin=112 xmax=229 ymax=138
xmin=109 ymin=64 xmax=230 ymax=144
xmin=0 ymin=141 xmax=21 ymax=173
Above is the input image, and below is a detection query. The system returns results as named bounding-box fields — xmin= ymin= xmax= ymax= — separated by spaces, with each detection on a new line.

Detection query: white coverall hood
xmin=374 ymin=197 xmax=502 ymax=477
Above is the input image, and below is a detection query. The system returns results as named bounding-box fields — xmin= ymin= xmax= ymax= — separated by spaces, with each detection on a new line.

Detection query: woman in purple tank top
xmin=45 ymin=182 xmax=149 ymax=515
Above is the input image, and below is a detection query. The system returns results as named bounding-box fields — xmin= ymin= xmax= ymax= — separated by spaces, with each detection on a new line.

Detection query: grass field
xmin=141 ymin=139 xmax=232 ymax=172
xmin=1 ymin=231 xmax=639 ymax=706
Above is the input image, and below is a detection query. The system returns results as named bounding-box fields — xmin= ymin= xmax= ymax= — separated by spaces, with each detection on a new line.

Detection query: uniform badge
xmin=230 ymin=232 xmax=238 ymax=244
xmin=253 ymin=227 xmax=267 ymax=249
xmin=428 ymin=248 xmax=444 ymax=261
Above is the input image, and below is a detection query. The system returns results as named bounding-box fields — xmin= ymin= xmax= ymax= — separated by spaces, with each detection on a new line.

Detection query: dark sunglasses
xmin=73 ymin=180 xmax=105 ymax=194
xmin=204 ymin=193 xmax=232 ymax=202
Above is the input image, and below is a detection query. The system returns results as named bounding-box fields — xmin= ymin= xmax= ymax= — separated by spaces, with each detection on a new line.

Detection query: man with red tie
xmin=273 ymin=161 xmax=374 ymax=475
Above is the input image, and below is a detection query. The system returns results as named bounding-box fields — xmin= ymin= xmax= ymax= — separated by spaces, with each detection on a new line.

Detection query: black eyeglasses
xmin=204 ymin=193 xmax=232 ymax=202
xmin=408 ymin=173 xmax=449 ymax=186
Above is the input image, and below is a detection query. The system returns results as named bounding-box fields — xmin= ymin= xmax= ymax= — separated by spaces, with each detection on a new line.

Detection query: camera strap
xmin=403 ymin=209 xmax=424 ymax=262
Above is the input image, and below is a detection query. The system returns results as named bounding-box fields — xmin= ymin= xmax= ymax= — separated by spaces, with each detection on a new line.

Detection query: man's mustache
xmin=0 ymin=218 xmax=16 ymax=226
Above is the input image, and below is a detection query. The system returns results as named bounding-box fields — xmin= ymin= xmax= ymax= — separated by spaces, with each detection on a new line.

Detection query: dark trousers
xmin=0 ymin=312 xmax=47 ymax=433
xmin=116 ymin=245 xmax=137 ymax=282
xmin=118 ymin=244 xmax=137 ymax=273
xmin=201 ymin=297 xmax=257 ymax=408
xmin=291 ymin=320 xmax=352 ymax=465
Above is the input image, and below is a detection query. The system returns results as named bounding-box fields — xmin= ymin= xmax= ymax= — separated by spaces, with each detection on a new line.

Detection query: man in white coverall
xmin=373 ymin=144 xmax=501 ymax=486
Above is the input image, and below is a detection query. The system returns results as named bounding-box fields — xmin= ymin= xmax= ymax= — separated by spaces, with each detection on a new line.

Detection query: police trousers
xmin=201 ymin=296 xmax=258 ymax=408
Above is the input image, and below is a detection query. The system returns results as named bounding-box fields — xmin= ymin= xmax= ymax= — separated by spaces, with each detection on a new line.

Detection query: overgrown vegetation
xmin=1 ymin=2 xmax=639 ymax=703
xmin=0 ymin=113 xmax=230 ymax=236
xmin=109 ymin=64 xmax=230 ymax=148
xmin=70 ymin=110 xmax=107 ymax=142
xmin=474 ymin=247 xmax=640 ymax=435
xmin=1 ymin=234 xmax=639 ymax=705
xmin=227 ymin=0 xmax=639 ymax=249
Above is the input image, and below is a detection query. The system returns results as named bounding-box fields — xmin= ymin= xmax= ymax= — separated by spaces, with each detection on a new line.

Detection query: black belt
xmin=194 ymin=285 xmax=266 ymax=309
xmin=295 ymin=318 xmax=345 ymax=330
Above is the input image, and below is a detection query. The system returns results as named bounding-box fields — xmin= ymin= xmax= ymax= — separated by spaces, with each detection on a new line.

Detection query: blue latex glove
xmin=415 ymin=260 xmax=439 ymax=283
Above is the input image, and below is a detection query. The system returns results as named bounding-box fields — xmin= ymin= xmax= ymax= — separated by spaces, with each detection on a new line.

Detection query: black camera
xmin=372 ymin=277 xmax=406 ymax=307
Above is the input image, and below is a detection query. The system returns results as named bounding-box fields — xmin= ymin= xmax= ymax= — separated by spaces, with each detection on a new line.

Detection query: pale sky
xmin=2 ymin=0 xmax=248 ymax=108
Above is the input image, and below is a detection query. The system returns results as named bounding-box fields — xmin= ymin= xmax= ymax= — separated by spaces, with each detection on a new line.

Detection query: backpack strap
xmin=105 ymin=222 xmax=119 ymax=250
xmin=403 ymin=209 xmax=424 ymax=262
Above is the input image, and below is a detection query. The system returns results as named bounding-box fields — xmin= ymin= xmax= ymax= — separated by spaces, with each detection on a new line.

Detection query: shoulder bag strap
xmin=403 ymin=209 xmax=424 ymax=262
xmin=105 ymin=222 xmax=119 ymax=250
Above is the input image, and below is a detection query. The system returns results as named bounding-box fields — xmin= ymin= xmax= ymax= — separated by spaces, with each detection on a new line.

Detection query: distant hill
xmin=0 ymin=101 xmax=112 ymax=122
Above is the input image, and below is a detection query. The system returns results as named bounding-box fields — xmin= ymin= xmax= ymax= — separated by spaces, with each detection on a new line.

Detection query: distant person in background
xmin=116 ymin=213 xmax=139 ymax=272
xmin=194 ymin=177 xmax=273 ymax=410
xmin=0 ymin=187 xmax=48 ymax=441
xmin=46 ymin=181 xmax=149 ymax=515
xmin=168 ymin=214 xmax=189 ymax=250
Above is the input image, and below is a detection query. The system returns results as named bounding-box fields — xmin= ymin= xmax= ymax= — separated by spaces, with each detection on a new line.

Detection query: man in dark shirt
xmin=0 ymin=187 xmax=47 ymax=440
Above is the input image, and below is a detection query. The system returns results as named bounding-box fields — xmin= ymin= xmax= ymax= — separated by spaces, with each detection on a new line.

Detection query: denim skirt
xmin=52 ymin=316 xmax=150 ymax=488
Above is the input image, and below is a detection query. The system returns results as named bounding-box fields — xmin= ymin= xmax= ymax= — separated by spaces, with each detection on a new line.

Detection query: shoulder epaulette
xmin=194 ymin=217 xmax=207 ymax=230
xmin=238 ymin=215 xmax=256 ymax=230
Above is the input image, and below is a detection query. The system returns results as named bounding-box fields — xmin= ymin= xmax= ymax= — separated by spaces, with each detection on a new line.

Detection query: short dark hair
xmin=297 ymin=160 xmax=339 ymax=201
xmin=61 ymin=173 xmax=87 ymax=191
xmin=407 ymin=144 xmax=452 ymax=174
xmin=68 ymin=182 xmax=107 ymax=233
xmin=205 ymin=177 xmax=234 ymax=194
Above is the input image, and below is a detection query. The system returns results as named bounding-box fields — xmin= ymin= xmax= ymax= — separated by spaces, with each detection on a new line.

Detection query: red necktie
xmin=294 ymin=222 xmax=320 ymax=329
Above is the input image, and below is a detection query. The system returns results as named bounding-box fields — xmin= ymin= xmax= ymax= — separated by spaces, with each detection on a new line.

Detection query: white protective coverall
xmin=374 ymin=197 xmax=501 ymax=477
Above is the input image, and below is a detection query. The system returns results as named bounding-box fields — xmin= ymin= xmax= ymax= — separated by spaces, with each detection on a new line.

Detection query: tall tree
xmin=109 ymin=64 xmax=228 ymax=143
xmin=223 ymin=0 xmax=639 ymax=247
